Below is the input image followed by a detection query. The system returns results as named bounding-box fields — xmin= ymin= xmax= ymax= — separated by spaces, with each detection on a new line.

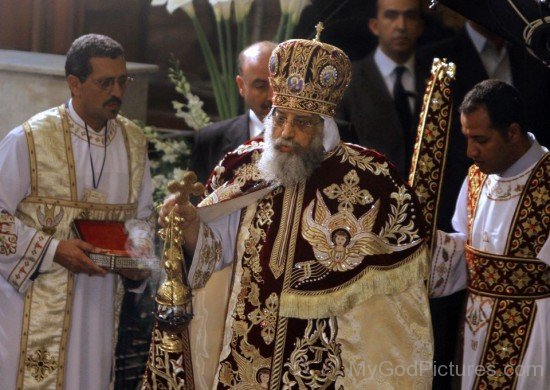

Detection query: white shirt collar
xmin=465 ymin=22 xmax=487 ymax=54
xmin=248 ymin=109 xmax=264 ymax=139
xmin=499 ymin=133 xmax=548 ymax=178
xmin=374 ymin=46 xmax=415 ymax=77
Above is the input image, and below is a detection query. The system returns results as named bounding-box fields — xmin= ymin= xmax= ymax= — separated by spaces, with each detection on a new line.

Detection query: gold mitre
xmin=268 ymin=22 xmax=351 ymax=117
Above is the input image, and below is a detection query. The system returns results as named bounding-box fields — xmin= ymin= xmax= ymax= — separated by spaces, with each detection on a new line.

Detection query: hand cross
xmin=167 ymin=172 xmax=205 ymax=206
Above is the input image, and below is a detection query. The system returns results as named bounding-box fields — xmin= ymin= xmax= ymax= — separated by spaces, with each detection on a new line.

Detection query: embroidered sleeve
xmin=0 ymin=209 xmax=54 ymax=293
xmin=429 ymin=230 xmax=467 ymax=297
xmin=187 ymin=209 xmax=241 ymax=289
xmin=0 ymin=127 xmax=54 ymax=292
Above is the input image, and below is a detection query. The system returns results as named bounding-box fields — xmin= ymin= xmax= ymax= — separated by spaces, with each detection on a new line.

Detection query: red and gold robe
xmin=144 ymin=140 xmax=433 ymax=389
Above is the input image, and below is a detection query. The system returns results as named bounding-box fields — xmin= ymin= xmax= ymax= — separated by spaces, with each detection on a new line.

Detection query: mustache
xmin=274 ymin=138 xmax=302 ymax=151
xmin=103 ymin=97 xmax=122 ymax=107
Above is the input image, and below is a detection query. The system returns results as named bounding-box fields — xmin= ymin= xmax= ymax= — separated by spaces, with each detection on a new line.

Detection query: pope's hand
xmin=158 ymin=194 xmax=199 ymax=230
xmin=54 ymin=239 xmax=107 ymax=276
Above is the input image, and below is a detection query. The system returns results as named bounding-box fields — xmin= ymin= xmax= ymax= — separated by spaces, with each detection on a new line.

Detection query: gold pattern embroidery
xmin=269 ymin=185 xmax=302 ymax=279
xmin=323 ymin=170 xmax=373 ymax=213
xmin=68 ymin=117 xmax=116 ymax=146
xmin=301 ymin=191 xmax=417 ymax=273
xmin=334 ymin=144 xmax=391 ymax=176
xmin=243 ymin=190 xmax=278 ymax=282
xmin=284 ymin=319 xmax=343 ymax=388
xmin=248 ymin=293 xmax=279 ymax=345
xmin=485 ymin=175 xmax=526 ymax=200
xmin=218 ymin=340 xmax=271 ymax=388
xmin=0 ymin=210 xmax=17 ymax=255
xmin=379 ymin=185 xmax=420 ymax=245
xmin=233 ymin=150 xmax=262 ymax=187
xmin=25 ymin=347 xmax=58 ymax=382
xmin=192 ymin=225 xmax=222 ymax=288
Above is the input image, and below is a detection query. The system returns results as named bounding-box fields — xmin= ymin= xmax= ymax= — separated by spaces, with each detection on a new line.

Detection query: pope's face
xmin=271 ymin=108 xmax=322 ymax=152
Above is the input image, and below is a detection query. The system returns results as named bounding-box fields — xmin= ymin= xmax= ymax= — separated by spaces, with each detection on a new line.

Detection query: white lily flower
xmin=289 ymin=0 xmax=310 ymax=23
xmin=172 ymin=168 xmax=188 ymax=182
xmin=152 ymin=174 xmax=168 ymax=189
xmin=234 ymin=0 xmax=254 ymax=22
xmin=279 ymin=0 xmax=292 ymax=14
xmin=209 ymin=0 xmax=233 ymax=21
xmin=151 ymin=0 xmax=195 ymax=17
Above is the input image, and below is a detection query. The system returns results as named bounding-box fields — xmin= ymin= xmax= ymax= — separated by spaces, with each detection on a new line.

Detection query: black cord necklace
xmin=84 ymin=122 xmax=108 ymax=190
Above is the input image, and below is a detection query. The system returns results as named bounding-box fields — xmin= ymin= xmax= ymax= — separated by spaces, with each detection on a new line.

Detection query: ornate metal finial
xmin=429 ymin=0 xmax=439 ymax=9
xmin=314 ymin=22 xmax=324 ymax=42
xmin=156 ymin=171 xmax=205 ymax=352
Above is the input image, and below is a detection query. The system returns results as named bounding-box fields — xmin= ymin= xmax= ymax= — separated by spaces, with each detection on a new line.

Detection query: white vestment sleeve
xmin=538 ymin=236 xmax=550 ymax=266
xmin=188 ymin=209 xmax=241 ymax=288
xmin=124 ymin=155 xmax=155 ymax=258
xmin=0 ymin=127 xmax=57 ymax=292
xmin=429 ymin=178 xmax=469 ymax=297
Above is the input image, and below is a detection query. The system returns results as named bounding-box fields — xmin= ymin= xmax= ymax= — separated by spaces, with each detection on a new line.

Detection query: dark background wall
xmin=0 ymin=0 xmax=461 ymax=129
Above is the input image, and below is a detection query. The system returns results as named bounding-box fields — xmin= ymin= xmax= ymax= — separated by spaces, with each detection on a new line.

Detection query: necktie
xmin=393 ymin=65 xmax=413 ymax=168
xmin=393 ymin=65 xmax=412 ymax=136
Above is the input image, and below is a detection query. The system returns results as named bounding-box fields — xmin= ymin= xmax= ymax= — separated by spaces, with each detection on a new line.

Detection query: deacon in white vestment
xmin=0 ymin=34 xmax=154 ymax=390
xmin=429 ymin=80 xmax=550 ymax=389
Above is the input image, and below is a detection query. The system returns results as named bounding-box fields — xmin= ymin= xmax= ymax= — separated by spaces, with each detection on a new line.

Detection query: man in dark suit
xmin=190 ymin=41 xmax=277 ymax=184
xmin=337 ymin=0 xmax=425 ymax=179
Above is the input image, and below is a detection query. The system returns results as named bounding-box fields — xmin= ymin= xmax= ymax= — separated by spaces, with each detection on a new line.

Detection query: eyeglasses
xmin=272 ymin=112 xmax=321 ymax=132
xmin=90 ymin=75 xmax=135 ymax=92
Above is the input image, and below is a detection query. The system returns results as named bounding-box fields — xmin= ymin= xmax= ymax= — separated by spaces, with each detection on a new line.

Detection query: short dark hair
xmin=65 ymin=34 xmax=125 ymax=81
xmin=459 ymin=79 xmax=525 ymax=135
xmin=371 ymin=0 xmax=423 ymax=18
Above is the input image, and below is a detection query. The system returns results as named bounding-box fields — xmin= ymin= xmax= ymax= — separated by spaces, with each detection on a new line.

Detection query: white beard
xmin=257 ymin=122 xmax=325 ymax=188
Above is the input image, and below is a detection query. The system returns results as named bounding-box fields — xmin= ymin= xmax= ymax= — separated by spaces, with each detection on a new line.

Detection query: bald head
xmin=236 ymin=41 xmax=277 ymax=120
xmin=237 ymin=41 xmax=277 ymax=75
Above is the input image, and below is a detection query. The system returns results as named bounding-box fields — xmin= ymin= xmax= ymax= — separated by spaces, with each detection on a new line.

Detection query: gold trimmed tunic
xmin=0 ymin=105 xmax=151 ymax=390
xmin=430 ymin=140 xmax=549 ymax=389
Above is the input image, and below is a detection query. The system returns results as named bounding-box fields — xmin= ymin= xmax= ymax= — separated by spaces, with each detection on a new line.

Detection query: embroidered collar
xmin=67 ymin=100 xmax=117 ymax=146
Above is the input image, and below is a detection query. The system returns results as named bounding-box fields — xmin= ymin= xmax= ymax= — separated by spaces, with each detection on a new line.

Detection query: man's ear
xmin=507 ymin=122 xmax=522 ymax=142
xmin=67 ymin=75 xmax=81 ymax=97
xmin=235 ymin=75 xmax=245 ymax=98
xmin=368 ymin=17 xmax=379 ymax=36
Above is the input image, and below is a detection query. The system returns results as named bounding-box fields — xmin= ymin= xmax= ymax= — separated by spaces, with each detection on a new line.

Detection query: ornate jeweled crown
xmin=269 ymin=23 xmax=352 ymax=117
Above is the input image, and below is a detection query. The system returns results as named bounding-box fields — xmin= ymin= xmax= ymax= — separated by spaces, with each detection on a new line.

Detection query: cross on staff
xmin=167 ymin=171 xmax=205 ymax=206
xmin=314 ymin=22 xmax=324 ymax=41
xmin=159 ymin=172 xmax=205 ymax=243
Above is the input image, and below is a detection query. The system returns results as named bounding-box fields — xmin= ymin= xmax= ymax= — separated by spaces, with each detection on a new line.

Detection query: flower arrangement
xmin=152 ymin=0 xmax=310 ymax=120
xmin=145 ymin=0 xmax=310 ymax=203
xmin=140 ymin=59 xmax=211 ymax=204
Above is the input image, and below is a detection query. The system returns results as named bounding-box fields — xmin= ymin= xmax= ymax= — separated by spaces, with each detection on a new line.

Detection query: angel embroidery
xmin=301 ymin=191 xmax=418 ymax=272
xmin=37 ymin=204 xmax=64 ymax=235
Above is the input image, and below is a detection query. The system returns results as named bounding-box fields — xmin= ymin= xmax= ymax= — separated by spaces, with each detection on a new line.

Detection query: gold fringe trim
xmin=279 ymin=245 xmax=429 ymax=319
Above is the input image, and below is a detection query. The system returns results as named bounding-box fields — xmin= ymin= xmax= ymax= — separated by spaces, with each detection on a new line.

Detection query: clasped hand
xmin=158 ymin=194 xmax=200 ymax=252
xmin=157 ymin=194 xmax=199 ymax=229
xmin=53 ymin=239 xmax=152 ymax=280
xmin=54 ymin=239 xmax=107 ymax=276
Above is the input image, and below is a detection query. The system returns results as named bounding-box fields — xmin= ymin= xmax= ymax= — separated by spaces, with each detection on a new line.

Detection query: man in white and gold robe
xmin=429 ymin=80 xmax=549 ymax=389
xmin=0 ymin=34 xmax=154 ymax=390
